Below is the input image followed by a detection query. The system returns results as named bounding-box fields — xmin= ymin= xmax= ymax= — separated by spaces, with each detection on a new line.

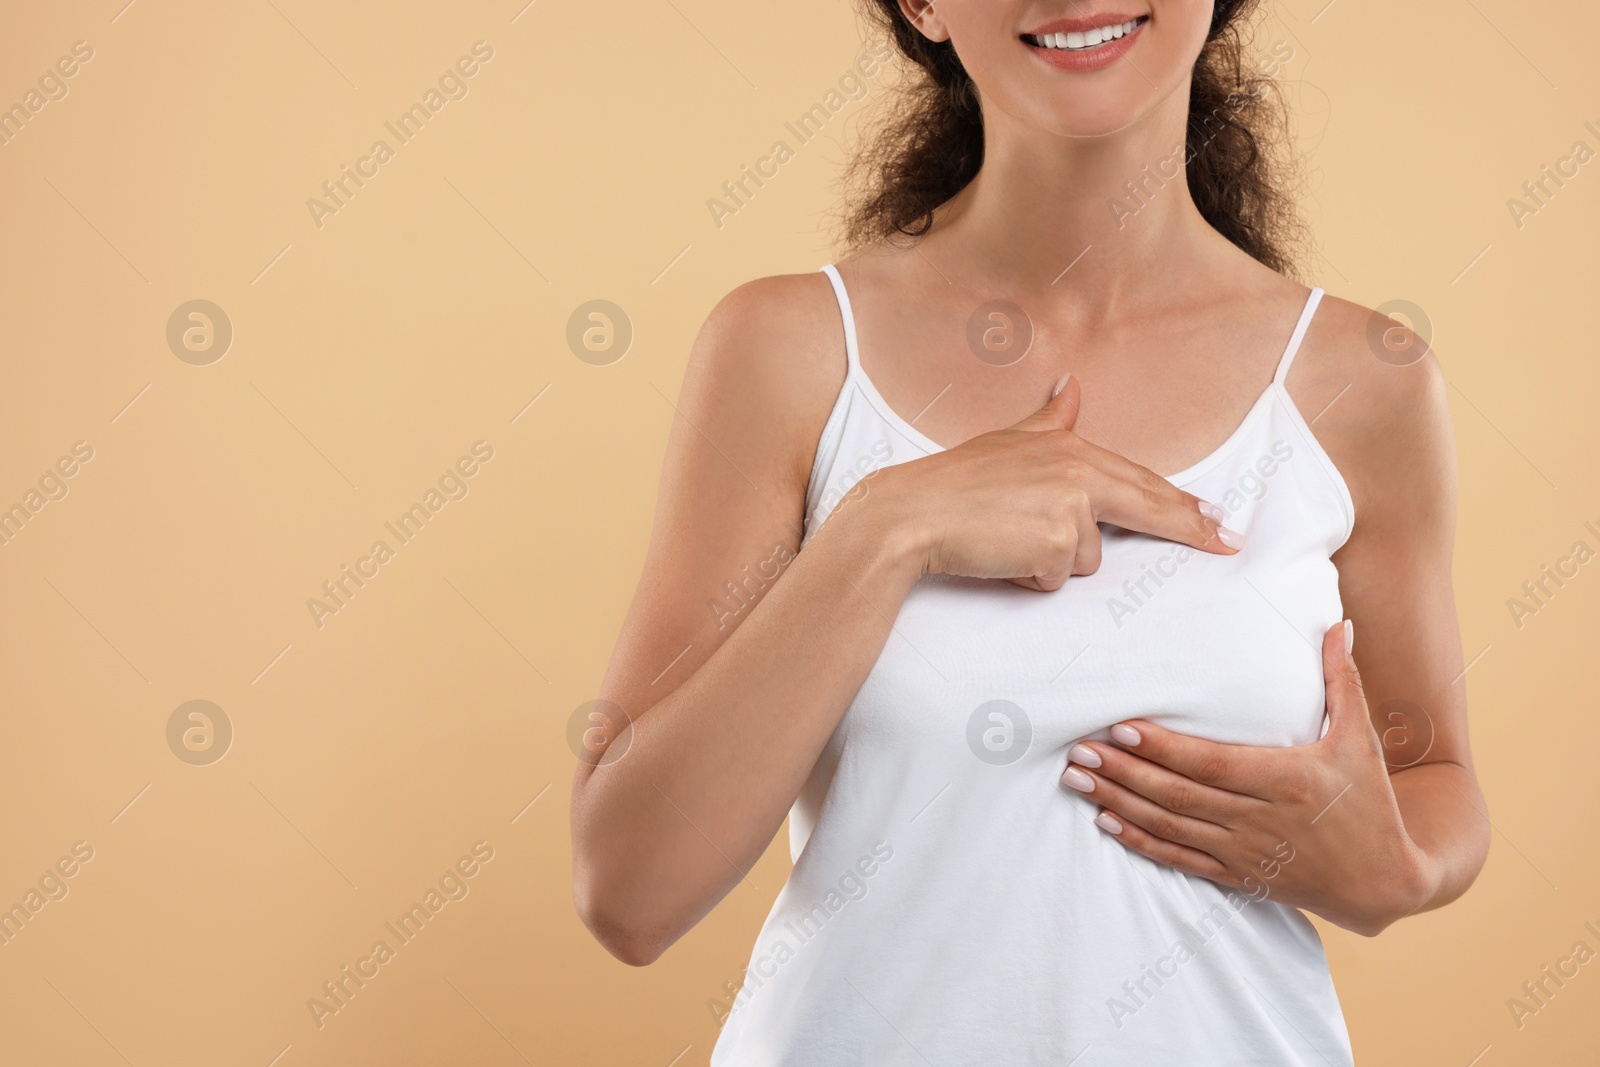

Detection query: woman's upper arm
xmin=588 ymin=272 xmax=845 ymax=748
xmin=1299 ymin=299 xmax=1473 ymax=771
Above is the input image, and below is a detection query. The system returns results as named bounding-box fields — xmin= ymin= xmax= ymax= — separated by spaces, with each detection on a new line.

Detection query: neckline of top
xmin=816 ymin=263 xmax=1324 ymax=486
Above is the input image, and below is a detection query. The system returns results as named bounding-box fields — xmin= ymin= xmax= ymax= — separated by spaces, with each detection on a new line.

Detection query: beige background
xmin=1 ymin=0 xmax=1597 ymax=1063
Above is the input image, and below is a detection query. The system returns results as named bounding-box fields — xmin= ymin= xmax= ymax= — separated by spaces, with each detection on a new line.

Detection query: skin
xmin=570 ymin=0 xmax=1489 ymax=965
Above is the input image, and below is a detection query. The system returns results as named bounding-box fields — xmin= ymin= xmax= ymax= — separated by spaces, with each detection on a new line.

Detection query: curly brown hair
xmin=842 ymin=0 xmax=1308 ymax=277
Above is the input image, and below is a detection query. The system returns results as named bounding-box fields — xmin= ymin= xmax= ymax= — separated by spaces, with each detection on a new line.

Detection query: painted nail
xmin=1051 ymin=371 xmax=1072 ymax=398
xmin=1062 ymin=766 xmax=1095 ymax=793
xmin=1095 ymin=812 xmax=1123 ymax=835
xmin=1197 ymin=500 xmax=1224 ymax=523
xmin=1067 ymin=743 xmax=1102 ymax=768
xmin=1344 ymin=619 xmax=1354 ymax=655
xmin=1216 ymin=526 xmax=1244 ymax=550
xmin=1111 ymin=723 xmax=1141 ymax=746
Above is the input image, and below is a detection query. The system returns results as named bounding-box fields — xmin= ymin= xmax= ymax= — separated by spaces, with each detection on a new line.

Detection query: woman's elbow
xmin=572 ymin=865 xmax=670 ymax=967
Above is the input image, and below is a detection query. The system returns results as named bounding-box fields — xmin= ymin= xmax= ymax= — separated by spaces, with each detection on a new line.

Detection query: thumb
xmin=1320 ymin=619 xmax=1368 ymax=742
xmin=1015 ymin=371 xmax=1080 ymax=433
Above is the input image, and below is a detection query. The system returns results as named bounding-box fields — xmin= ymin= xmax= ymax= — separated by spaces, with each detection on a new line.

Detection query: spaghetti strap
xmin=1272 ymin=287 xmax=1325 ymax=387
xmin=818 ymin=264 xmax=862 ymax=377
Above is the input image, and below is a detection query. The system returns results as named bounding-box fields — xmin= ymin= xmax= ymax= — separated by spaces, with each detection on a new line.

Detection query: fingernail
xmin=1095 ymin=812 xmax=1123 ymax=835
xmin=1344 ymin=619 xmax=1354 ymax=655
xmin=1111 ymin=723 xmax=1141 ymax=746
xmin=1051 ymin=371 xmax=1071 ymax=398
xmin=1197 ymin=500 xmax=1224 ymax=523
xmin=1068 ymin=743 xmax=1102 ymax=768
xmin=1216 ymin=526 xmax=1244 ymax=550
xmin=1062 ymin=766 xmax=1095 ymax=793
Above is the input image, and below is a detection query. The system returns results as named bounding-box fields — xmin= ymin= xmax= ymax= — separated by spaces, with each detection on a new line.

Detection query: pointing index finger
xmin=1070 ymin=443 xmax=1244 ymax=556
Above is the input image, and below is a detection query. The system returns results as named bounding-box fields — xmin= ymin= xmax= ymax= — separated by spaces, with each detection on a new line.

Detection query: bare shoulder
xmin=1287 ymin=291 xmax=1455 ymax=533
xmin=680 ymin=270 xmax=850 ymax=492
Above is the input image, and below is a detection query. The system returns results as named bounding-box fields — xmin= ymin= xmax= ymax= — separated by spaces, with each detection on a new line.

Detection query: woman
xmin=571 ymin=0 xmax=1489 ymax=1062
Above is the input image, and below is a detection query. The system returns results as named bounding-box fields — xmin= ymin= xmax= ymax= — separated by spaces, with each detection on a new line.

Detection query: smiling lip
xmin=1022 ymin=14 xmax=1146 ymax=72
xmin=1023 ymin=12 xmax=1145 ymax=35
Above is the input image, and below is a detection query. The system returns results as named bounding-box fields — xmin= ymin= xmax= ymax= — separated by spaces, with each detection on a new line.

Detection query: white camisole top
xmin=709 ymin=264 xmax=1357 ymax=1066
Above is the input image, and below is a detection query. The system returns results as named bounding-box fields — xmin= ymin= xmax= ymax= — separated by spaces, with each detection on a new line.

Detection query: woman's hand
xmin=1060 ymin=620 xmax=1437 ymax=936
xmin=864 ymin=373 xmax=1243 ymax=592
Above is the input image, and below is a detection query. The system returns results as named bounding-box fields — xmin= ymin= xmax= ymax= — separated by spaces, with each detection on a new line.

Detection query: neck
xmin=914 ymin=89 xmax=1214 ymax=311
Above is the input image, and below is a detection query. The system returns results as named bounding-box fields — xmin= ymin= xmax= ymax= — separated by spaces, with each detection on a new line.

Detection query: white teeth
xmin=1029 ymin=19 xmax=1141 ymax=51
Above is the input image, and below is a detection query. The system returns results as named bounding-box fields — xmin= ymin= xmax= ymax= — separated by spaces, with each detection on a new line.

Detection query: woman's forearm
xmin=570 ymin=491 xmax=924 ymax=964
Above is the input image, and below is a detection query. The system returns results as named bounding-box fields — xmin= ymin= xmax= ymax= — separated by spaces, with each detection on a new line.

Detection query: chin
xmin=946 ymin=2 xmax=1210 ymax=139
xmin=1025 ymin=90 xmax=1169 ymax=140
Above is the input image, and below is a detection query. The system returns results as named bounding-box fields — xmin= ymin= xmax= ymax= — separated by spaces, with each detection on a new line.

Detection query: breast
xmin=825 ymin=503 xmax=1344 ymax=795
xmin=791 ymin=398 xmax=1353 ymax=866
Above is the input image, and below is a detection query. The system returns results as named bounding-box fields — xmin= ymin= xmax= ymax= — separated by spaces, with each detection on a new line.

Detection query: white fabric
xmin=710 ymin=264 xmax=1357 ymax=1066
